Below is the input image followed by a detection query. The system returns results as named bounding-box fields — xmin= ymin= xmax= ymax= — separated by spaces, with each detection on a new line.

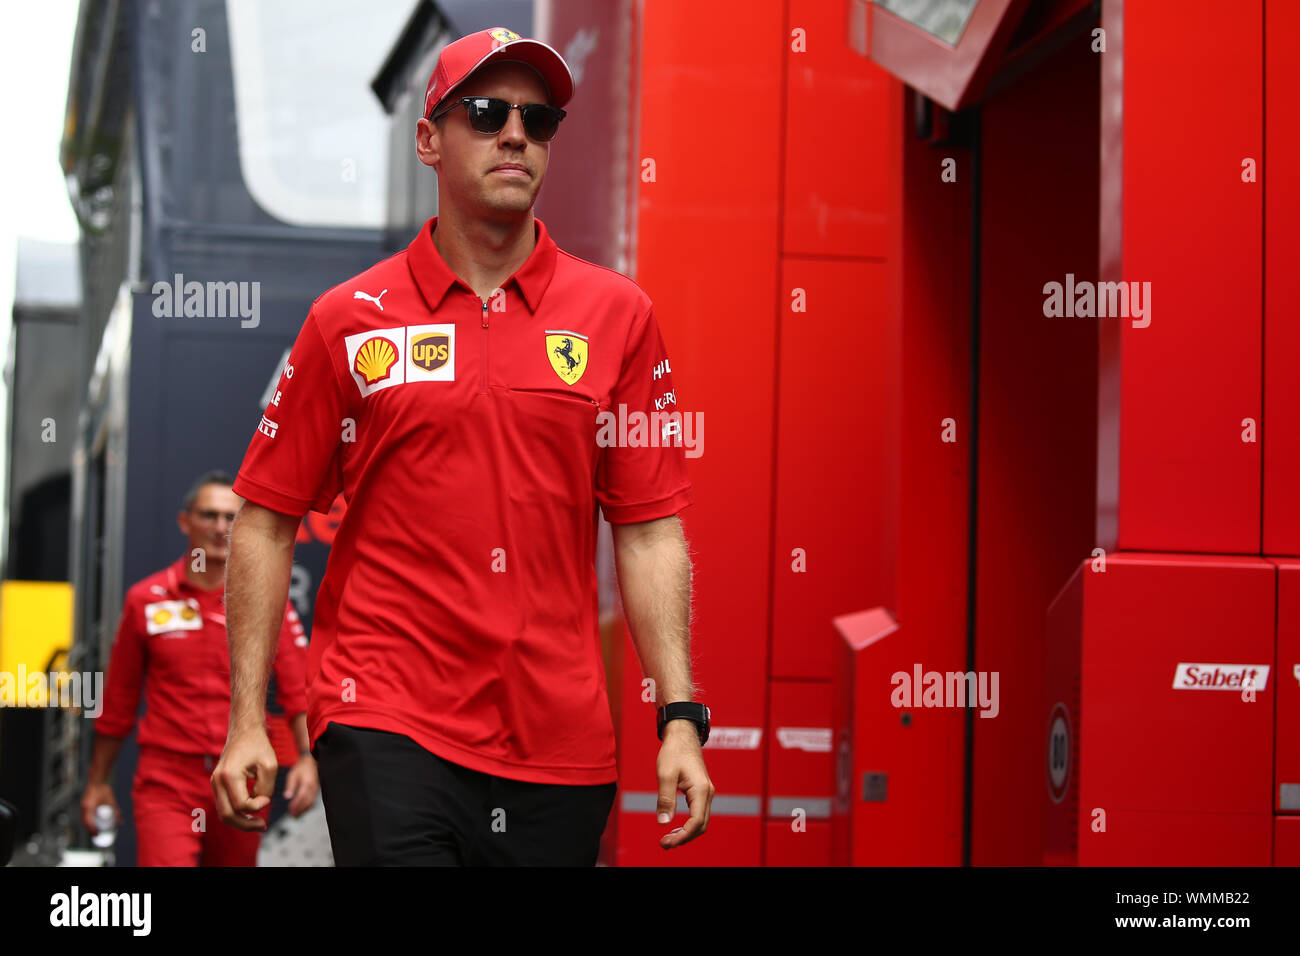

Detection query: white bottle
xmin=91 ymin=804 xmax=116 ymax=848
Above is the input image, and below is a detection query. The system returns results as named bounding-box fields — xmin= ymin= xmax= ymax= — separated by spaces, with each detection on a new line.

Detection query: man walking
xmin=213 ymin=27 xmax=712 ymax=865
xmin=83 ymin=471 xmax=316 ymax=866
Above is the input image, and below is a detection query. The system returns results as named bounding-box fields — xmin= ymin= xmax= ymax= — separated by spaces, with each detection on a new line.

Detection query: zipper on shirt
xmin=480 ymin=297 xmax=489 ymax=395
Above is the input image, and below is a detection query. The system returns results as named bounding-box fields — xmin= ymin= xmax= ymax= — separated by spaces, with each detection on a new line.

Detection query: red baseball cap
xmin=423 ymin=27 xmax=574 ymax=120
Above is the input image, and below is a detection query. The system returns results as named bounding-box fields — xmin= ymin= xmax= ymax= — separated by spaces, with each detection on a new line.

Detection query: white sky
xmin=0 ymin=0 xmax=81 ymax=576
xmin=0 ymin=0 xmax=80 ymax=291
xmin=0 ymin=1 xmax=404 ymax=577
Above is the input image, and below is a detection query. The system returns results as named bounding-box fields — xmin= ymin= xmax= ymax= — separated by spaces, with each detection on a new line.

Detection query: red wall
xmin=613 ymin=0 xmax=902 ymax=866
xmin=615 ymin=0 xmax=782 ymax=866
xmin=1098 ymin=0 xmax=1264 ymax=553
xmin=1263 ymin=0 xmax=1300 ymax=554
xmin=580 ymin=0 xmax=1292 ymax=866
xmin=897 ymin=94 xmax=974 ymax=864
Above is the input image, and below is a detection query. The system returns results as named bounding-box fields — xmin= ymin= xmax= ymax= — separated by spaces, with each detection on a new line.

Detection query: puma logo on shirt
xmin=354 ymin=289 xmax=389 ymax=311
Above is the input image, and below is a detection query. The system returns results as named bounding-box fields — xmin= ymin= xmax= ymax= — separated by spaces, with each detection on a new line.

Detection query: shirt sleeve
xmin=270 ymin=600 xmax=308 ymax=719
xmin=234 ymin=306 xmax=348 ymax=517
xmin=595 ymin=303 xmax=695 ymax=524
xmin=94 ymin=592 xmax=146 ymax=739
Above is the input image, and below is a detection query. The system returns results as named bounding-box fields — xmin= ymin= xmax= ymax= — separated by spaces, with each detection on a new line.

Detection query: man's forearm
xmin=291 ymin=712 xmax=309 ymax=754
xmin=613 ymin=516 xmax=694 ymax=704
xmin=87 ymin=732 xmax=125 ymax=785
xmin=226 ymin=505 xmax=296 ymax=733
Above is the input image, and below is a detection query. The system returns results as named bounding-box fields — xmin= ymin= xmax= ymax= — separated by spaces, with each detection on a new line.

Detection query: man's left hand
xmin=284 ymin=754 xmax=319 ymax=817
xmin=656 ymin=721 xmax=714 ymax=849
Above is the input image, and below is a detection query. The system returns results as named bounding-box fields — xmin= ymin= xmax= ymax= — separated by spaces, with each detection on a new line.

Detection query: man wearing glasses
xmin=215 ymin=26 xmax=712 ymax=866
xmin=82 ymin=471 xmax=315 ymax=865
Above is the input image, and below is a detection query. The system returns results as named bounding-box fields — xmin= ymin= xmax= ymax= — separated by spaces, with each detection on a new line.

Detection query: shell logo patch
xmin=145 ymin=600 xmax=203 ymax=635
xmin=354 ymin=336 xmax=398 ymax=384
xmin=345 ymin=327 xmax=405 ymax=396
xmin=546 ymin=330 xmax=587 ymax=385
xmin=489 ymin=27 xmax=521 ymax=45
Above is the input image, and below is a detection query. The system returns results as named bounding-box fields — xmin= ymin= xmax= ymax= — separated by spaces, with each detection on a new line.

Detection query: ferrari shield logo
xmin=546 ymin=330 xmax=588 ymax=385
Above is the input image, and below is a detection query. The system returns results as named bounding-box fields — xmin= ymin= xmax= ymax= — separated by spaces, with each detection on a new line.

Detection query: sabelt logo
xmin=1172 ymin=662 xmax=1270 ymax=691
xmin=410 ymin=333 xmax=450 ymax=371
xmin=702 ymin=727 xmax=762 ymax=750
xmin=776 ymin=728 xmax=832 ymax=753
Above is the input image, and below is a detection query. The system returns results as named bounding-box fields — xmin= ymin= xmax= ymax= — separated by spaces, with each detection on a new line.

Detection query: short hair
xmin=181 ymin=470 xmax=234 ymax=511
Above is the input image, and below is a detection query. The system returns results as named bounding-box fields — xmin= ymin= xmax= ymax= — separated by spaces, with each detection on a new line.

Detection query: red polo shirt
xmin=96 ymin=556 xmax=307 ymax=757
xmin=232 ymin=215 xmax=693 ymax=785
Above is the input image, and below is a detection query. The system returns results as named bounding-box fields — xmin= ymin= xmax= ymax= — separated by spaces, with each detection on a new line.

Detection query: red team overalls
xmin=96 ymin=555 xmax=307 ymax=866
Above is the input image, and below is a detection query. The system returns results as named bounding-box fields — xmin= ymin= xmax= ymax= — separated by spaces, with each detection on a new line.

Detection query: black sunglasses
xmin=191 ymin=508 xmax=237 ymax=524
xmin=430 ymin=96 xmax=566 ymax=142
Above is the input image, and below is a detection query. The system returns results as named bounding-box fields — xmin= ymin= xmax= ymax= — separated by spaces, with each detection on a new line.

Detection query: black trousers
xmin=313 ymin=721 xmax=617 ymax=866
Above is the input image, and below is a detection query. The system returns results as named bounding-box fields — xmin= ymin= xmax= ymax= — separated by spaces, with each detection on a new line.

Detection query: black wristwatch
xmin=657 ymin=702 xmax=710 ymax=745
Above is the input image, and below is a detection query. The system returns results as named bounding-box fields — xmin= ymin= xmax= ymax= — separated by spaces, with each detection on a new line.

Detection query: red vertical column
xmin=613 ymin=0 xmax=784 ymax=866
xmin=1098 ymin=0 xmax=1264 ymax=554
xmin=1262 ymin=0 xmax=1300 ymax=554
xmin=768 ymin=0 xmax=901 ymax=865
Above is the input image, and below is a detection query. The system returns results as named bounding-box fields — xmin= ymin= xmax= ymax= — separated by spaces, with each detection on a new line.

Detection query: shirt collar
xmin=406 ymin=215 xmax=557 ymax=314
xmin=167 ymin=555 xmax=193 ymax=595
xmin=167 ymin=554 xmax=222 ymax=600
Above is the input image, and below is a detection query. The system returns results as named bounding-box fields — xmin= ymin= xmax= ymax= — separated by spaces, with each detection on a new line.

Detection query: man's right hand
xmin=211 ymin=725 xmax=277 ymax=831
xmin=80 ymin=782 xmax=120 ymax=835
